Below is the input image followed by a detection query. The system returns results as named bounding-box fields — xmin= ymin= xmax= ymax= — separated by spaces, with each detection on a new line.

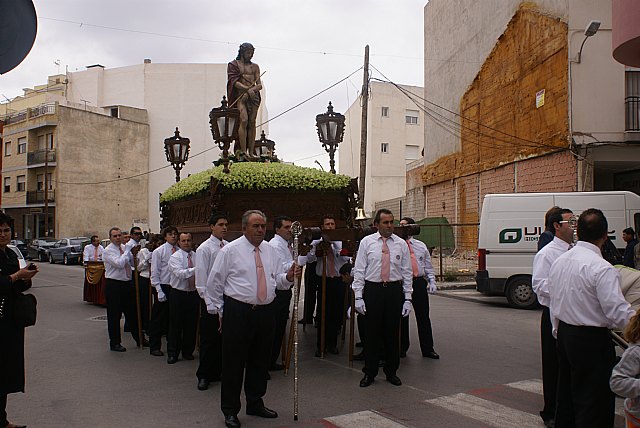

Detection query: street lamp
xmin=315 ymin=102 xmax=345 ymax=174
xmin=209 ymin=96 xmax=240 ymax=173
xmin=254 ymin=130 xmax=276 ymax=159
xmin=576 ymin=20 xmax=601 ymax=63
xmin=164 ymin=127 xmax=190 ymax=182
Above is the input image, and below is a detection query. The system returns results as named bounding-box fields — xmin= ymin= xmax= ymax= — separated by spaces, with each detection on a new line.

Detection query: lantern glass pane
xmin=216 ymin=117 xmax=226 ymax=137
xmin=228 ymin=117 xmax=236 ymax=136
xmin=329 ymin=121 xmax=337 ymax=140
xmin=173 ymin=143 xmax=182 ymax=160
xmin=320 ymin=123 xmax=328 ymax=141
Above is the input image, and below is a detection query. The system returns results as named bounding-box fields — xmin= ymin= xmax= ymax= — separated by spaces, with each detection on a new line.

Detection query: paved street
xmin=7 ymin=262 xmax=624 ymax=427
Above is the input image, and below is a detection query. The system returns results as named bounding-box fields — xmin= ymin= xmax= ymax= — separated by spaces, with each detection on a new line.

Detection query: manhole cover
xmin=88 ymin=315 xmax=108 ymax=321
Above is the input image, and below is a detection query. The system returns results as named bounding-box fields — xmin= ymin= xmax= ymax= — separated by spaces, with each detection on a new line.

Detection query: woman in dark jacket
xmin=0 ymin=213 xmax=38 ymax=428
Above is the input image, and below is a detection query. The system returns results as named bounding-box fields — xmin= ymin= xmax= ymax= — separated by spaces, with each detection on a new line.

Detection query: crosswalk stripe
xmin=505 ymin=379 xmax=543 ymax=395
xmin=425 ymin=393 xmax=545 ymax=427
xmin=325 ymin=410 xmax=406 ymax=427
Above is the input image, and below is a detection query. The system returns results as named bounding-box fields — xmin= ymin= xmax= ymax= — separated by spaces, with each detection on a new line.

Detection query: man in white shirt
xmin=148 ymin=226 xmax=179 ymax=356
xmin=103 ymin=227 xmax=142 ymax=352
xmin=301 ymin=215 xmax=351 ymax=356
xmin=209 ymin=210 xmax=297 ymax=428
xmin=353 ymin=209 xmax=413 ymax=388
xmin=549 ymin=208 xmax=635 ymax=427
xmin=195 ymin=212 xmax=229 ymax=390
xmin=399 ymin=217 xmax=439 ymax=360
xmin=267 ymin=215 xmax=294 ymax=371
xmin=167 ymin=232 xmax=199 ymax=364
xmin=83 ymin=235 xmax=103 ymax=263
xmin=531 ymin=208 xmax=573 ymax=428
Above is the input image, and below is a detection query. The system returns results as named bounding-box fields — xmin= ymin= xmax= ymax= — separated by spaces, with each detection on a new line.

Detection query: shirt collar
xmin=575 ymin=240 xmax=603 ymax=257
xmin=552 ymin=236 xmax=572 ymax=250
xmin=209 ymin=234 xmax=223 ymax=245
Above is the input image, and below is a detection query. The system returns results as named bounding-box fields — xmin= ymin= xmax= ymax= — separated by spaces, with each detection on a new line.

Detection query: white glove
xmin=428 ymin=280 xmax=437 ymax=294
xmin=401 ymin=300 xmax=412 ymax=317
xmin=346 ymin=307 xmax=351 ymax=319
xmin=157 ymin=290 xmax=167 ymax=302
xmin=355 ymin=298 xmax=366 ymax=315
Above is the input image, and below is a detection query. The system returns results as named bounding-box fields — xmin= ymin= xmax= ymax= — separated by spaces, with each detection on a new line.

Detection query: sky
xmin=0 ymin=0 xmax=426 ymax=170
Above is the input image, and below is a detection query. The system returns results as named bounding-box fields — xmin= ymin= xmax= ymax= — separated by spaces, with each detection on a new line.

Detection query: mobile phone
xmin=27 ymin=263 xmax=37 ymax=270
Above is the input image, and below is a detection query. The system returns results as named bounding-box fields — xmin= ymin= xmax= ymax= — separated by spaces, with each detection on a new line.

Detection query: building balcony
xmin=27 ymin=150 xmax=56 ymax=166
xmin=625 ymin=96 xmax=640 ymax=142
xmin=26 ymin=190 xmax=55 ymax=204
xmin=3 ymin=103 xmax=56 ymax=126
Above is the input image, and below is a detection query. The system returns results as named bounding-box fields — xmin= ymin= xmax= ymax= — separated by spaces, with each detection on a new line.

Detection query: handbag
xmin=13 ymin=292 xmax=37 ymax=327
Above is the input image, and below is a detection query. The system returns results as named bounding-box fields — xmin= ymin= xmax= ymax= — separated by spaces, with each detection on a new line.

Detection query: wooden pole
xmin=320 ymin=255 xmax=327 ymax=358
xmin=348 ymin=287 xmax=355 ymax=368
xmin=358 ymin=45 xmax=370 ymax=210
xmin=133 ymin=254 xmax=144 ymax=349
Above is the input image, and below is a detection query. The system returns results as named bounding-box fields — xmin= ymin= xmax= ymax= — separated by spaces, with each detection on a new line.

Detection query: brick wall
xmin=515 ymin=150 xmax=577 ymax=192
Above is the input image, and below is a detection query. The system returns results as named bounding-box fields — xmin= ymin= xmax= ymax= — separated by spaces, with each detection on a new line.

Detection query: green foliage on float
xmin=159 ymin=162 xmax=352 ymax=203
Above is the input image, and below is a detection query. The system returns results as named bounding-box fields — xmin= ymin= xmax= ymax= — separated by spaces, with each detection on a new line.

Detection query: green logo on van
xmin=499 ymin=228 xmax=522 ymax=244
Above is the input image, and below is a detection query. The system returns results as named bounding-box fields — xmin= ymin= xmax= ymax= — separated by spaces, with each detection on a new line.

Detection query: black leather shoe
xmin=386 ymin=374 xmax=402 ymax=386
xmin=150 ymin=349 xmax=164 ymax=357
xmin=269 ymin=363 xmax=285 ymax=371
xmin=359 ymin=374 xmax=375 ymax=387
xmin=224 ymin=414 xmax=241 ymax=428
xmin=400 ymin=351 xmax=407 ymax=358
xmin=197 ymin=378 xmax=209 ymax=391
xmin=246 ymin=406 xmax=278 ymax=418
xmin=110 ymin=344 xmax=126 ymax=352
xmin=167 ymin=356 xmax=178 ymax=364
xmin=423 ymin=351 xmax=440 ymax=359
xmin=183 ymin=354 xmax=194 ymax=360
xmin=353 ymin=351 xmax=365 ymax=361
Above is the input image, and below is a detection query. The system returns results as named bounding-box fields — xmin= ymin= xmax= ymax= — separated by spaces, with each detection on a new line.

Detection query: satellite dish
xmin=0 ymin=0 xmax=37 ymax=75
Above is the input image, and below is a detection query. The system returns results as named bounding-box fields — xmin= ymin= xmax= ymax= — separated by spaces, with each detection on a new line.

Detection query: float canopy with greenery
xmin=160 ymin=162 xmax=353 ymax=203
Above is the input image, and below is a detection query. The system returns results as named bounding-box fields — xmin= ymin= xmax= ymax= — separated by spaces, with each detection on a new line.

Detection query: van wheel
xmin=506 ymin=276 xmax=538 ymax=309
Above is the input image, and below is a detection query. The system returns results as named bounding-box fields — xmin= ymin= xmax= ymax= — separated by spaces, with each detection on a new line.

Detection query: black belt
xmin=365 ymin=280 xmax=402 ymax=287
xmin=172 ymin=288 xmax=198 ymax=294
xmin=225 ymin=295 xmax=272 ymax=310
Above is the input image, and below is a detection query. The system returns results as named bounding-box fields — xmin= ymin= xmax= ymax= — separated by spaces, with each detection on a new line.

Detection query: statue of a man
xmin=227 ymin=42 xmax=262 ymax=158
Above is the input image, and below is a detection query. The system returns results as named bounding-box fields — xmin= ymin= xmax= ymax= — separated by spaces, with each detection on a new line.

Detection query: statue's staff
xmin=291 ymin=221 xmax=303 ymax=421
xmin=227 ymin=70 xmax=266 ymax=109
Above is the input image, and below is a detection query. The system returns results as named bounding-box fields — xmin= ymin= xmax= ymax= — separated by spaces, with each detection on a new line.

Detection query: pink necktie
xmin=94 ymin=246 xmax=99 ymax=261
xmin=120 ymin=245 xmax=131 ymax=279
xmin=381 ymin=237 xmax=390 ymax=282
xmin=255 ymin=247 xmax=267 ymax=302
xmin=406 ymin=240 xmax=419 ymax=277
xmin=187 ymin=252 xmax=195 ymax=289
xmin=171 ymin=246 xmax=177 ymax=254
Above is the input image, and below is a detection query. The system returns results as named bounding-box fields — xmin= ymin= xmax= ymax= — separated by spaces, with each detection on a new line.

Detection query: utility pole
xmin=358 ymin=45 xmax=369 ymax=210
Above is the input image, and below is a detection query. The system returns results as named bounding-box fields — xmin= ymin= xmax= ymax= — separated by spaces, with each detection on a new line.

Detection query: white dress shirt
xmin=352 ymin=232 xmax=413 ymax=300
xmin=549 ymin=241 xmax=634 ymax=334
xmin=300 ymin=238 xmax=350 ymax=278
xmin=532 ymin=236 xmax=572 ymax=307
xmin=103 ymin=242 xmax=133 ymax=281
xmin=406 ymin=237 xmax=436 ymax=283
xmin=137 ymin=247 xmax=152 ymax=279
xmin=208 ymin=236 xmax=292 ymax=314
xmin=151 ymin=242 xmax=176 ymax=292
xmin=268 ymin=234 xmax=295 ymax=290
xmin=196 ymin=234 xmax=228 ymax=304
xmin=83 ymin=243 xmax=104 ymax=262
xmin=169 ymin=248 xmax=196 ymax=292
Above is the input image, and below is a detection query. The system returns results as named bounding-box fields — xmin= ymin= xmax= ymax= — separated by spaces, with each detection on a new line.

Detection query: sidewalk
xmin=437 ymin=280 xmax=476 ymax=290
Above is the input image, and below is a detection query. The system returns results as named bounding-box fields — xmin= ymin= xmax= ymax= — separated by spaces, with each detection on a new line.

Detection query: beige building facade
xmin=1 ymin=102 xmax=149 ymax=239
xmin=339 ymin=81 xmax=424 ymax=215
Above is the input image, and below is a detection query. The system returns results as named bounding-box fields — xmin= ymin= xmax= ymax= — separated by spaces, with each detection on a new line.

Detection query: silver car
xmin=47 ymin=237 xmax=88 ymax=265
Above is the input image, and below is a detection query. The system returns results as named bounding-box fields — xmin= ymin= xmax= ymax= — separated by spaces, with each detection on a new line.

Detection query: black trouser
xmin=1 ymin=393 xmax=7 ymax=428
xmin=316 ymin=277 xmax=345 ymax=351
xmin=221 ymin=296 xmax=275 ymax=417
xmin=148 ymin=284 xmax=171 ymax=352
xmin=167 ymin=288 xmax=199 ymax=358
xmin=137 ymin=275 xmax=151 ymax=333
xmin=105 ymin=278 xmax=141 ymax=347
xmin=270 ymin=288 xmax=292 ymax=366
xmin=540 ymin=306 xmax=558 ymax=422
xmin=401 ymin=277 xmax=435 ymax=355
xmin=362 ymin=281 xmax=403 ymax=378
xmin=555 ymin=321 xmax=616 ymax=428
xmin=196 ymin=299 xmax=222 ymax=381
xmin=303 ymin=263 xmax=319 ymax=323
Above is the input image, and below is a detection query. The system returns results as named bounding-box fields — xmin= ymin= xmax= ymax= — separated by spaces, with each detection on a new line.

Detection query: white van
xmin=475 ymin=191 xmax=640 ymax=309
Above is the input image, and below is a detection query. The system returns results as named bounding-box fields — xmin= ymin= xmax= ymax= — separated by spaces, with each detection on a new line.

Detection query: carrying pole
xmin=358 ymin=45 xmax=370 ymax=209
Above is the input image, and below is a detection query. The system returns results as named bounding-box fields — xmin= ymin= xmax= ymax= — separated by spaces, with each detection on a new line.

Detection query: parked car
xmin=10 ymin=239 xmax=29 ymax=258
xmin=47 ymin=237 xmax=89 ymax=265
xmin=28 ymin=237 xmax=57 ymax=261
xmin=8 ymin=244 xmax=27 ymax=269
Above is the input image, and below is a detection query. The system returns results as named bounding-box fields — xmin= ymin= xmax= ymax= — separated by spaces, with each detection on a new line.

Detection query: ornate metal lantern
xmin=315 ymin=102 xmax=345 ymax=174
xmin=254 ymin=130 xmax=276 ymax=158
xmin=164 ymin=127 xmax=190 ymax=182
xmin=209 ymin=96 xmax=240 ymax=173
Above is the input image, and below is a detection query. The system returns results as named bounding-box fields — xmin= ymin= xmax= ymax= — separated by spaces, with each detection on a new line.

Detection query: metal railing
xmin=26 ymin=190 xmax=55 ymax=204
xmin=626 ymin=96 xmax=640 ymax=132
xmin=27 ymin=150 xmax=56 ymax=165
xmin=2 ymin=103 xmax=56 ymax=125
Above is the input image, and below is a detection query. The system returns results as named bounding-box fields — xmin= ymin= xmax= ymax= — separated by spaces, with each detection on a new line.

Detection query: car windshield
xmin=70 ymin=239 xmax=84 ymax=246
